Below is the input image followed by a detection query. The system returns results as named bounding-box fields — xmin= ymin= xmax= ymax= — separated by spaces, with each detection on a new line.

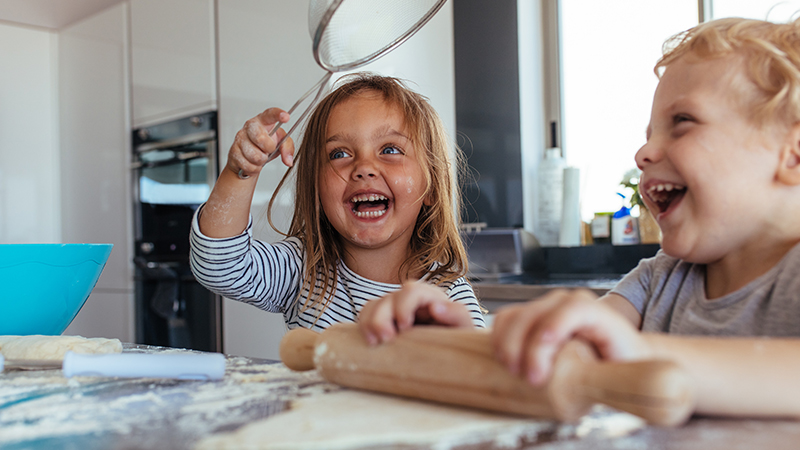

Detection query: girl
xmin=190 ymin=74 xmax=485 ymax=338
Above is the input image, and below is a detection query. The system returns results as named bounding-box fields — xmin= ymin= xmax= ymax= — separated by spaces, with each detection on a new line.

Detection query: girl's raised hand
xmin=491 ymin=289 xmax=650 ymax=386
xmin=227 ymin=108 xmax=294 ymax=178
xmin=358 ymin=281 xmax=475 ymax=346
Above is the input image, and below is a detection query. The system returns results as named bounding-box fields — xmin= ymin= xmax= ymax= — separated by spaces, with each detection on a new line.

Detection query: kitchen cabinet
xmin=58 ymin=3 xmax=134 ymax=342
xmin=130 ymin=0 xmax=217 ymax=127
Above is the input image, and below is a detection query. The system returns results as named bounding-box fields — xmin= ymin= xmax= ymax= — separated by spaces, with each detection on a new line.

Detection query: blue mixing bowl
xmin=0 ymin=244 xmax=113 ymax=335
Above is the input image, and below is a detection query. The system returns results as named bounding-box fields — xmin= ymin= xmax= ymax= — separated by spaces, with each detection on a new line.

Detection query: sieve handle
xmin=266 ymin=71 xmax=333 ymax=163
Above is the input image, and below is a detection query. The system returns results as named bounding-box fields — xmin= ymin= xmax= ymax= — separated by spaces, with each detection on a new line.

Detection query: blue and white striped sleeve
xmin=189 ymin=206 xmax=303 ymax=313
xmin=445 ymin=277 xmax=487 ymax=328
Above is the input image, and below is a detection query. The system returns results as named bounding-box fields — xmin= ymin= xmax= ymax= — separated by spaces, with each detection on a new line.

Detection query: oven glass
xmin=138 ymin=143 xmax=211 ymax=205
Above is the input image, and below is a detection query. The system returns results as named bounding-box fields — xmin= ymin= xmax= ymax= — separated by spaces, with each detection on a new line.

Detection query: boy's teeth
xmin=647 ymin=183 xmax=684 ymax=194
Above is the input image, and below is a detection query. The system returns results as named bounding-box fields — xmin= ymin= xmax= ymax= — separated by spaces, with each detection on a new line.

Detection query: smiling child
xmin=490 ymin=17 xmax=800 ymax=418
xmin=189 ymin=74 xmax=485 ymax=334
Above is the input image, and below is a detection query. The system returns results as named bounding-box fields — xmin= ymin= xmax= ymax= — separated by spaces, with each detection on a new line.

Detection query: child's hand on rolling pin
xmin=491 ymin=289 xmax=651 ymax=386
xmin=358 ymin=281 xmax=475 ymax=346
xmin=227 ymin=108 xmax=294 ymax=178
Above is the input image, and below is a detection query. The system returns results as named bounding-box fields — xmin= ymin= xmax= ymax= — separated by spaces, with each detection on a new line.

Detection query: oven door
xmin=133 ymin=140 xmax=215 ymax=261
xmin=132 ymin=114 xmax=221 ymax=352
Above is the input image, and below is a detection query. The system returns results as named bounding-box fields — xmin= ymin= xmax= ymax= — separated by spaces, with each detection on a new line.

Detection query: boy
xmin=491 ymin=17 xmax=800 ymax=418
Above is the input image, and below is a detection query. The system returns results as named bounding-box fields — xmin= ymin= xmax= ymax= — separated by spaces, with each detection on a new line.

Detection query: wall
xmin=58 ymin=4 xmax=134 ymax=341
xmin=0 ymin=23 xmax=60 ymax=243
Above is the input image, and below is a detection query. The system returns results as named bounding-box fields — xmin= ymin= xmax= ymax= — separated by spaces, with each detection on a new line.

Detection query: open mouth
xmin=645 ymin=182 xmax=686 ymax=214
xmin=350 ymin=193 xmax=390 ymax=218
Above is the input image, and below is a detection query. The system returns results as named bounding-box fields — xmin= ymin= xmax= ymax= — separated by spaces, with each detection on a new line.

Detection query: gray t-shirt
xmin=610 ymin=242 xmax=800 ymax=336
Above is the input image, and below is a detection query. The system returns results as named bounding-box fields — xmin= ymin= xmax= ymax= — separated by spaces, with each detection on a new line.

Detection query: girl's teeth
xmin=352 ymin=194 xmax=388 ymax=202
xmin=354 ymin=209 xmax=387 ymax=218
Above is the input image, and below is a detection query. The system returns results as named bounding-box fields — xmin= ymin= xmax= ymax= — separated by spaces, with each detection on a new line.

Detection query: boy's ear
xmin=777 ymin=122 xmax=800 ymax=186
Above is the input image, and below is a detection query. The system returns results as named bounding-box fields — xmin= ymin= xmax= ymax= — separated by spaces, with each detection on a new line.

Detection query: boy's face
xmin=318 ymin=91 xmax=428 ymax=258
xmin=635 ymin=55 xmax=784 ymax=264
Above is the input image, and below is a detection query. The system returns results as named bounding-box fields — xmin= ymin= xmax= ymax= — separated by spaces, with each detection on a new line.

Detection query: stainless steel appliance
xmin=461 ymin=224 xmax=542 ymax=280
xmin=132 ymin=111 xmax=221 ymax=352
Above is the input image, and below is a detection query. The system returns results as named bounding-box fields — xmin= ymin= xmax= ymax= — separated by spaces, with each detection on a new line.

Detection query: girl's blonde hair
xmin=268 ymin=73 xmax=469 ymax=315
xmin=656 ymin=17 xmax=800 ymax=126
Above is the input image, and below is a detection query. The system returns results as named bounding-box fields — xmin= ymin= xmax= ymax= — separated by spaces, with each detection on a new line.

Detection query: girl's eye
xmin=329 ymin=149 xmax=350 ymax=160
xmin=381 ymin=145 xmax=403 ymax=155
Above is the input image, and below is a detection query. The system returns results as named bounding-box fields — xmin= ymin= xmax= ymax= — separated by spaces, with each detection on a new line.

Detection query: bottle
xmin=611 ymin=193 xmax=640 ymax=245
xmin=559 ymin=166 xmax=581 ymax=247
xmin=591 ymin=212 xmax=612 ymax=244
xmin=535 ymin=123 xmax=566 ymax=247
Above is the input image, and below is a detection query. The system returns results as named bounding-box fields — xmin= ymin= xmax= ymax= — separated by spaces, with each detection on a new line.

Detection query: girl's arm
xmin=199 ymin=108 xmax=293 ymax=238
xmin=491 ymin=290 xmax=800 ymax=418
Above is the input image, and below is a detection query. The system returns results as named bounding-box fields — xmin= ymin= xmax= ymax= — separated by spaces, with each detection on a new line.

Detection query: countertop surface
xmin=2 ymin=344 xmax=799 ymax=449
xmin=471 ymin=275 xmax=622 ymax=312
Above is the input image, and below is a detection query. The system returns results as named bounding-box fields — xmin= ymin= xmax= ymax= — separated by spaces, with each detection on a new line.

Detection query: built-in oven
xmin=132 ymin=111 xmax=221 ymax=352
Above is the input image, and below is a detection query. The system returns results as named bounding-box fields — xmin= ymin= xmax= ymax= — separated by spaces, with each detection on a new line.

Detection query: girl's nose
xmin=352 ymin=158 xmax=377 ymax=180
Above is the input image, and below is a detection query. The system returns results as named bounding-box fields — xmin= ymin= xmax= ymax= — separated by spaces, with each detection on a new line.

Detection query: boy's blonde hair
xmin=268 ymin=73 xmax=469 ymax=315
xmin=656 ymin=17 xmax=800 ymax=126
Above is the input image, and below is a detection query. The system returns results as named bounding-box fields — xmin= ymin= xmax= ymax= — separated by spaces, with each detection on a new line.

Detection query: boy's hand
xmin=227 ymin=108 xmax=294 ymax=178
xmin=358 ymin=281 xmax=474 ymax=346
xmin=491 ymin=289 xmax=650 ymax=386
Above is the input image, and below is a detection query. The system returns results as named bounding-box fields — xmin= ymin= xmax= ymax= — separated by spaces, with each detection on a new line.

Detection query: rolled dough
xmin=195 ymin=390 xmax=561 ymax=450
xmin=0 ymin=335 xmax=122 ymax=360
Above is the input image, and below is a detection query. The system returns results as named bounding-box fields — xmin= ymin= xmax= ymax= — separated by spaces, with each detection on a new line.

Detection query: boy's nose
xmin=634 ymin=141 xmax=662 ymax=169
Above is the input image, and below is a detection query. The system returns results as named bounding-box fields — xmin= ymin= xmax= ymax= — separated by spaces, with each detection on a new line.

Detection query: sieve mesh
xmin=310 ymin=0 xmax=446 ymax=72
xmin=262 ymin=0 xmax=446 ymax=165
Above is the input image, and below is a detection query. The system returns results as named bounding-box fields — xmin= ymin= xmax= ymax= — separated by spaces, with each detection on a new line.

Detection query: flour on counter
xmin=0 ymin=352 xmax=647 ymax=450
xmin=0 ymin=354 xmax=335 ymax=447
xmin=196 ymin=390 xmax=555 ymax=450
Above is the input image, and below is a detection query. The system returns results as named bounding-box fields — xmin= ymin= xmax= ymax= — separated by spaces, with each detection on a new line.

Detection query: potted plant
xmin=620 ymin=169 xmax=661 ymax=244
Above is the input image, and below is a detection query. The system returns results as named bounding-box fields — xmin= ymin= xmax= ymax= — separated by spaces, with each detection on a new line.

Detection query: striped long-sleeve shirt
xmin=189 ymin=211 xmax=486 ymax=331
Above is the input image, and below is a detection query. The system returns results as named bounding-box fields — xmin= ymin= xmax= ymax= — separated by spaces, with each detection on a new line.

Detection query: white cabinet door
xmin=66 ymin=290 xmax=135 ymax=341
xmin=59 ymin=3 xmax=134 ymax=342
xmin=130 ymin=0 xmax=217 ymax=127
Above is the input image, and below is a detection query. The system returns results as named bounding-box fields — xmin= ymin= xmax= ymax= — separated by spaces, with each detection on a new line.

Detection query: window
xmin=558 ymin=0 xmax=800 ymax=221
xmin=559 ymin=0 xmax=697 ymax=219
xmin=711 ymin=0 xmax=800 ymax=21
xmin=454 ymin=0 xmax=800 ymax=234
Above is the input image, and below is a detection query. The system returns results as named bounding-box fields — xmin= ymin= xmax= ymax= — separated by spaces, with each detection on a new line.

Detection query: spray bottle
xmin=611 ymin=193 xmax=640 ymax=245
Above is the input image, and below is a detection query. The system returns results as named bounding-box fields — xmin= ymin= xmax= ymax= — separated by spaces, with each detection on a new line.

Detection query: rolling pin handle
xmin=280 ymin=328 xmax=320 ymax=371
xmin=549 ymin=342 xmax=696 ymax=426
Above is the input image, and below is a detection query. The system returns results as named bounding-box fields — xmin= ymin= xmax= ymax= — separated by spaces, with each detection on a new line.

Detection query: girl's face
xmin=319 ymin=91 xmax=429 ymax=255
xmin=635 ymin=55 xmax=783 ymax=264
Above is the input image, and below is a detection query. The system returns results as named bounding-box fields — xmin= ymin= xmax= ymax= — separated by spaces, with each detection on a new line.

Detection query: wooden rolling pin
xmin=280 ymin=323 xmax=695 ymax=426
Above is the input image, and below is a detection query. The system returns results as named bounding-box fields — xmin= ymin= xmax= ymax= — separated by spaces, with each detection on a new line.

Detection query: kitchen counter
xmin=468 ymin=243 xmax=660 ymax=312
xmin=472 ymin=275 xmax=622 ymax=313
xmin=2 ymin=344 xmax=799 ymax=449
